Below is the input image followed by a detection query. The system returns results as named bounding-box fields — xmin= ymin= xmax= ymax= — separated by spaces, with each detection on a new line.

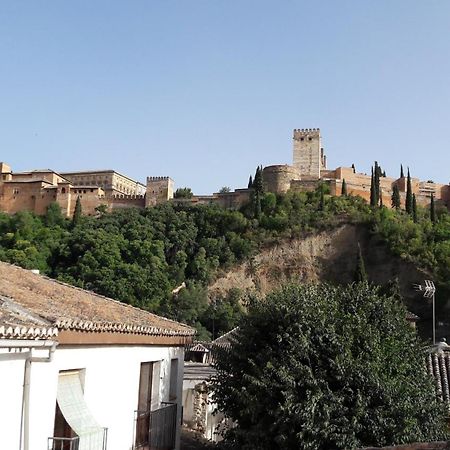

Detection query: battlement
xmin=147 ymin=176 xmax=171 ymax=182
xmin=293 ymin=128 xmax=320 ymax=139
xmin=110 ymin=194 xmax=145 ymax=200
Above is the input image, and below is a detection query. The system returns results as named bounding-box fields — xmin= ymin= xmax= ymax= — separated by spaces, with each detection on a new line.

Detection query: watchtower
xmin=145 ymin=176 xmax=174 ymax=207
xmin=293 ymin=129 xmax=326 ymax=179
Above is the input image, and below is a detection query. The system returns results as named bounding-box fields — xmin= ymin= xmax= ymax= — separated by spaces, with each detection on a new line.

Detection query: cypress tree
xmin=253 ymin=166 xmax=264 ymax=219
xmin=405 ymin=168 xmax=413 ymax=215
xmin=400 ymin=164 xmax=404 ymax=178
xmin=379 ymin=189 xmax=384 ymax=208
xmin=248 ymin=175 xmax=253 ymax=189
xmin=391 ymin=184 xmax=401 ymax=209
xmin=318 ymin=184 xmax=325 ymax=211
xmin=430 ymin=193 xmax=436 ymax=223
xmin=382 ymin=170 xmax=386 ymax=177
xmin=370 ymin=167 xmax=376 ymax=207
xmin=341 ymin=178 xmax=347 ymax=196
xmin=351 ymin=163 xmax=356 ymax=173
xmin=374 ymin=161 xmax=381 ymax=205
xmin=412 ymin=194 xmax=417 ymax=223
xmin=72 ymin=196 xmax=82 ymax=227
xmin=354 ymin=243 xmax=368 ymax=283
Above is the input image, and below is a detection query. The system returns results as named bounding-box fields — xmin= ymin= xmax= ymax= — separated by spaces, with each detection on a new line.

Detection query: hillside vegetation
xmin=0 ymin=186 xmax=448 ymax=339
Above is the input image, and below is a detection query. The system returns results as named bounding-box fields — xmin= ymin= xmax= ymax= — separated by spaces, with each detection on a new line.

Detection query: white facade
xmin=0 ymin=344 xmax=185 ymax=450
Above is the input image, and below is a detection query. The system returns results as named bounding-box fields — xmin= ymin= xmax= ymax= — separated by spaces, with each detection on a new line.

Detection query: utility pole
xmin=413 ymin=280 xmax=436 ymax=344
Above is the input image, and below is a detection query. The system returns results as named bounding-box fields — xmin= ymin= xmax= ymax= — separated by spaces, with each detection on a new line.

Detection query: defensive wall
xmin=0 ymin=127 xmax=448 ymax=217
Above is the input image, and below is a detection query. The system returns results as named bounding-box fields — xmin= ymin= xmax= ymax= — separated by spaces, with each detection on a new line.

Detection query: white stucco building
xmin=0 ymin=261 xmax=195 ymax=450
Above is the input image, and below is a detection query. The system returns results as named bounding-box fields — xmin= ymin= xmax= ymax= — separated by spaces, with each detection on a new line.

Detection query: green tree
xmin=341 ymin=178 xmax=347 ymax=196
xmin=351 ymin=163 xmax=356 ymax=173
xmin=391 ymin=184 xmax=401 ymax=210
xmin=72 ymin=196 xmax=82 ymax=228
xmin=174 ymin=187 xmax=193 ymax=199
xmin=354 ymin=242 xmax=367 ymax=283
xmin=252 ymin=166 xmax=264 ymax=219
xmin=412 ymin=194 xmax=418 ymax=223
xmin=212 ymin=283 xmax=448 ymax=450
xmin=248 ymin=175 xmax=253 ymax=188
xmin=430 ymin=193 xmax=436 ymax=224
xmin=45 ymin=202 xmax=65 ymax=228
xmin=370 ymin=167 xmax=377 ymax=207
xmin=400 ymin=164 xmax=404 ymax=178
xmin=219 ymin=186 xmax=231 ymax=193
xmin=405 ymin=168 xmax=413 ymax=215
xmin=374 ymin=161 xmax=381 ymax=205
xmin=318 ymin=184 xmax=325 ymax=211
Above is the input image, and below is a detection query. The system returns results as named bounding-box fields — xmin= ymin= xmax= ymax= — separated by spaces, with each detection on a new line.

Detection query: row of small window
xmin=299 ymin=137 xmax=313 ymax=141
xmin=73 ymin=189 xmax=95 ymax=194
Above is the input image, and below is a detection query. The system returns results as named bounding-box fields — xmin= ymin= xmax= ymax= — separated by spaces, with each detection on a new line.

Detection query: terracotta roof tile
xmin=427 ymin=349 xmax=450 ymax=412
xmin=0 ymin=262 xmax=194 ymax=339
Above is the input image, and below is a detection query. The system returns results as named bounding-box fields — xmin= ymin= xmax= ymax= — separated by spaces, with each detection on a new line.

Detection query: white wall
xmin=0 ymin=344 xmax=185 ymax=450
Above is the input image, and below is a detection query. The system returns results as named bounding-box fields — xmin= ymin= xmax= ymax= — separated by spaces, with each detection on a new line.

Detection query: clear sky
xmin=1 ymin=1 xmax=449 ymax=193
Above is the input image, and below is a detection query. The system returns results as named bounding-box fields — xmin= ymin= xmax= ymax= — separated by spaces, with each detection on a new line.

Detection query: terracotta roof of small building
xmin=0 ymin=262 xmax=194 ymax=340
xmin=426 ymin=344 xmax=450 ymax=413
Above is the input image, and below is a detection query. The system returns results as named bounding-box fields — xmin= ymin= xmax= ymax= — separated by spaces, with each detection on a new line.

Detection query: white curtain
xmin=56 ymin=372 xmax=104 ymax=450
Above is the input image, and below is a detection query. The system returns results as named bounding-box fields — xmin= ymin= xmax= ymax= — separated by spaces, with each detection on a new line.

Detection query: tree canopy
xmin=212 ymin=283 xmax=448 ymax=449
xmin=0 ymin=185 xmax=448 ymax=339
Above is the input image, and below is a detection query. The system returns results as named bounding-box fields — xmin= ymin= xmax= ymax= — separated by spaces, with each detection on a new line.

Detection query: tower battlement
xmin=293 ymin=128 xmax=320 ymax=139
xmin=147 ymin=176 xmax=171 ymax=182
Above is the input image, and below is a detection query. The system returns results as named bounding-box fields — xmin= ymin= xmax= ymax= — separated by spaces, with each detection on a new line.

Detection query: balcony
xmin=133 ymin=402 xmax=177 ymax=450
xmin=48 ymin=428 xmax=108 ymax=450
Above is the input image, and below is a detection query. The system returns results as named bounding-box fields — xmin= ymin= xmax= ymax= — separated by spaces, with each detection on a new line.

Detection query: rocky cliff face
xmin=209 ymin=224 xmax=432 ymax=328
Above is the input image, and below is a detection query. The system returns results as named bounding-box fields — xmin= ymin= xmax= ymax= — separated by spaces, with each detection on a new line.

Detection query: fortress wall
xmin=214 ymin=189 xmax=251 ymax=209
xmin=290 ymin=179 xmax=321 ymax=192
xmin=262 ymin=165 xmax=300 ymax=194
xmin=0 ymin=182 xmax=47 ymax=215
xmin=108 ymin=194 xmax=145 ymax=210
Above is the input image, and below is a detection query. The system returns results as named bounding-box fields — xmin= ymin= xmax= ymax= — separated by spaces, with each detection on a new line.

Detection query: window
xmin=169 ymin=359 xmax=179 ymax=401
xmin=61 ymin=188 xmax=66 ymax=194
xmin=53 ymin=370 xmax=104 ymax=450
xmin=308 ymin=137 xmax=312 ymax=141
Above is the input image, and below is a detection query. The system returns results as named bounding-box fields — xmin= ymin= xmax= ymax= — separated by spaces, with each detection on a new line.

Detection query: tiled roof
xmin=426 ymin=345 xmax=450 ymax=412
xmin=183 ymin=362 xmax=216 ymax=381
xmin=0 ymin=298 xmax=58 ymax=339
xmin=0 ymin=262 xmax=195 ymax=339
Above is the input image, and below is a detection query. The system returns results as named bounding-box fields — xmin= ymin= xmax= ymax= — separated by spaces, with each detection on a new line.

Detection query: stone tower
xmin=293 ymin=128 xmax=326 ymax=179
xmin=145 ymin=176 xmax=174 ymax=207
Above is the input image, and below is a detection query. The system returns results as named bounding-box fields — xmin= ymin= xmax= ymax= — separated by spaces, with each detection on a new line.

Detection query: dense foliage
xmin=212 ymin=283 xmax=449 ymax=449
xmin=0 ymin=186 xmax=448 ymax=337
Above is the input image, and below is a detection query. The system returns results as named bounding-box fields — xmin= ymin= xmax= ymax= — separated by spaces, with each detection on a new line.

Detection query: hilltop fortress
xmin=0 ymin=129 xmax=448 ymax=217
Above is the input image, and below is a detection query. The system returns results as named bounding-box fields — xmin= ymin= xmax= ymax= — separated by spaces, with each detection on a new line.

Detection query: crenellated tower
xmin=293 ymin=128 xmax=326 ymax=179
xmin=145 ymin=176 xmax=174 ymax=207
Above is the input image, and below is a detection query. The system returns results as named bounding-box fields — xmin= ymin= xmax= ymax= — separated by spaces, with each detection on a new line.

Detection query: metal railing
xmin=48 ymin=428 xmax=108 ymax=450
xmin=48 ymin=436 xmax=79 ymax=450
xmin=134 ymin=402 xmax=177 ymax=450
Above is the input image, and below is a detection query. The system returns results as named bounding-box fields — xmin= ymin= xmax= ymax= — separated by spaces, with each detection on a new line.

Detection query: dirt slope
xmin=209 ymin=224 xmax=430 ymax=318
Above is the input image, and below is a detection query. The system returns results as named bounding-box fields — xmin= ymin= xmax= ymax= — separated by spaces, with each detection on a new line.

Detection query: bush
xmin=212 ymin=283 xmax=448 ymax=449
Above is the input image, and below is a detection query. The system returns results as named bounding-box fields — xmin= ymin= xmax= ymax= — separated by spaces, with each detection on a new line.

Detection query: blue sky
xmin=1 ymin=1 xmax=449 ymax=193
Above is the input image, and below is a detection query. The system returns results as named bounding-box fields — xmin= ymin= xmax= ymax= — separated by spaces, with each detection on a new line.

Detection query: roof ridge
xmin=0 ymin=262 xmax=195 ymax=336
